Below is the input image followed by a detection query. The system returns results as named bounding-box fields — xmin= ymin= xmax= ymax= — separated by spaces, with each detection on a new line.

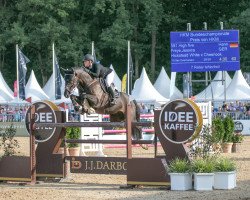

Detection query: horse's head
xmin=63 ymin=68 xmax=78 ymax=98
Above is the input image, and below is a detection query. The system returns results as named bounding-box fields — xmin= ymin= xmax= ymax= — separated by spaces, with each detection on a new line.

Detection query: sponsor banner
xmin=25 ymin=100 xmax=60 ymax=142
xmin=159 ymin=99 xmax=203 ymax=144
xmin=70 ymin=157 xmax=127 ymax=175
xmin=0 ymin=122 xmax=29 ymax=136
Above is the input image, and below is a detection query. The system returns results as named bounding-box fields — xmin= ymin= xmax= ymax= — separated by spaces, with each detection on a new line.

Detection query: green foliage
xmin=223 ymin=116 xmax=234 ymax=143
xmin=214 ymin=157 xmax=236 ymax=172
xmin=212 ymin=117 xmax=225 ymax=143
xmin=65 ymin=127 xmax=81 ymax=148
xmin=231 ymin=132 xmax=244 ymax=143
xmin=168 ymin=157 xmax=191 ymax=173
xmin=191 ymin=157 xmax=216 ymax=173
xmin=190 ymin=124 xmax=221 ymax=159
xmin=0 ymin=124 xmax=20 ymax=158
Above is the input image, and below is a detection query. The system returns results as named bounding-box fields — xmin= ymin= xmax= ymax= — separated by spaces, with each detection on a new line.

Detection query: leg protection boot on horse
xmin=107 ymin=86 xmax=116 ymax=105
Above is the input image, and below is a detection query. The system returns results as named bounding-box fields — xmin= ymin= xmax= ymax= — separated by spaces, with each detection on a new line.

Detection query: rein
xmin=87 ymin=79 xmax=98 ymax=89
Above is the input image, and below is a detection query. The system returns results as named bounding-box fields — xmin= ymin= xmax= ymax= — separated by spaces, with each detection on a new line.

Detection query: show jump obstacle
xmin=0 ymin=99 xmax=203 ymax=186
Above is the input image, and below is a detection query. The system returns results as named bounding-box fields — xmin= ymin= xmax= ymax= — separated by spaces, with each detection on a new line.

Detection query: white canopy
xmin=43 ymin=73 xmax=67 ymax=100
xmin=0 ymin=71 xmax=14 ymax=103
xmin=195 ymin=71 xmax=232 ymax=101
xmin=25 ymin=70 xmax=49 ymax=102
xmin=154 ymin=67 xmax=183 ymax=100
xmin=110 ymin=64 xmax=121 ymax=91
xmin=217 ymin=70 xmax=250 ymax=101
xmin=8 ymin=97 xmax=29 ymax=105
xmin=131 ymin=67 xmax=169 ymax=105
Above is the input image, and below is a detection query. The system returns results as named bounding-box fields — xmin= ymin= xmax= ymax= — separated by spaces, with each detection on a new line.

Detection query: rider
xmin=83 ymin=54 xmax=116 ymax=105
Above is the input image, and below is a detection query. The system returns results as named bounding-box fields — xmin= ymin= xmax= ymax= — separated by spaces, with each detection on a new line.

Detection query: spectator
xmin=140 ymin=103 xmax=148 ymax=114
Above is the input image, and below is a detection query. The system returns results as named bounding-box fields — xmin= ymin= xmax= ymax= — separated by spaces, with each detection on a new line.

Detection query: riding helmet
xmin=83 ymin=54 xmax=94 ymax=62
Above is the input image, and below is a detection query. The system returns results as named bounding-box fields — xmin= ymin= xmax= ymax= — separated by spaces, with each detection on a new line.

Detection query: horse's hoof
xmin=90 ymin=108 xmax=95 ymax=113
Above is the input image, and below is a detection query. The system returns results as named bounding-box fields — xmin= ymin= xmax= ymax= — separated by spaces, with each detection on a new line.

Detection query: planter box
xmin=194 ymin=173 xmax=214 ymax=191
xmin=214 ymin=171 xmax=236 ymax=189
xmin=169 ymin=173 xmax=192 ymax=191
xmin=68 ymin=147 xmax=80 ymax=156
xmin=222 ymin=143 xmax=233 ymax=153
xmin=232 ymin=143 xmax=242 ymax=153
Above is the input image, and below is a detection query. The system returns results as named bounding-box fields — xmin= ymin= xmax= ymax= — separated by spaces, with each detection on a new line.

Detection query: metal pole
xmin=91 ymin=41 xmax=94 ymax=55
xmin=52 ymin=42 xmax=55 ymax=100
xmin=127 ymin=41 xmax=130 ymax=95
xmin=187 ymin=23 xmax=192 ymax=98
xmin=16 ymin=44 xmax=19 ymax=101
xmin=220 ymin=22 xmax=227 ymax=102
xmin=203 ymin=22 xmax=208 ymax=100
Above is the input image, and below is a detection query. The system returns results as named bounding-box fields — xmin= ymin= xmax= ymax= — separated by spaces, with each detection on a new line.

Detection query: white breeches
xmin=106 ymin=71 xmax=114 ymax=87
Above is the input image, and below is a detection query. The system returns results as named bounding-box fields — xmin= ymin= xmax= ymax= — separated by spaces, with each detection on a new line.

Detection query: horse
xmin=64 ymin=67 xmax=145 ymax=145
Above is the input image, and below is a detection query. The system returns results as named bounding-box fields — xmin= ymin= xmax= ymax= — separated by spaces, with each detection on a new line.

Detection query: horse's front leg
xmin=84 ymin=94 xmax=99 ymax=106
xmin=70 ymin=95 xmax=82 ymax=112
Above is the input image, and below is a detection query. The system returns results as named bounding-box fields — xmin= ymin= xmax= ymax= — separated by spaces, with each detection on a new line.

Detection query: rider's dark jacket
xmin=85 ymin=63 xmax=112 ymax=78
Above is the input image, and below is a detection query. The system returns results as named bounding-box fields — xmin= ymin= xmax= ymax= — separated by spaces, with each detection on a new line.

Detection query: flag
xmin=230 ymin=43 xmax=239 ymax=48
xmin=121 ymin=74 xmax=127 ymax=93
xmin=18 ymin=48 xmax=30 ymax=99
xmin=58 ymin=102 xmax=68 ymax=110
xmin=14 ymin=80 xmax=17 ymax=97
xmin=25 ymin=97 xmax=32 ymax=103
xmin=126 ymin=49 xmax=133 ymax=95
xmin=54 ymin=53 xmax=62 ymax=99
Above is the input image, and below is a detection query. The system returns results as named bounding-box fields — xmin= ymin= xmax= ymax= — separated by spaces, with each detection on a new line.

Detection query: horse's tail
xmin=132 ymin=99 xmax=140 ymax=122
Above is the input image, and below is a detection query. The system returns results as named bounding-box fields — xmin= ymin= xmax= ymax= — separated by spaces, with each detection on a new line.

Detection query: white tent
xmin=154 ymin=67 xmax=183 ymax=100
xmin=25 ymin=70 xmax=49 ymax=102
xmin=43 ymin=73 xmax=72 ymax=104
xmin=217 ymin=70 xmax=250 ymax=101
xmin=8 ymin=98 xmax=29 ymax=105
xmin=131 ymin=67 xmax=169 ymax=105
xmin=195 ymin=71 xmax=232 ymax=101
xmin=43 ymin=73 xmax=66 ymax=100
xmin=0 ymin=71 xmax=14 ymax=103
xmin=110 ymin=64 xmax=122 ymax=91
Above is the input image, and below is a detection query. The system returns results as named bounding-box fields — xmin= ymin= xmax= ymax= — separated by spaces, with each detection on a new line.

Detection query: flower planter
xmin=68 ymin=147 xmax=80 ymax=156
xmin=194 ymin=173 xmax=214 ymax=191
xmin=222 ymin=143 xmax=233 ymax=153
xmin=214 ymin=171 xmax=236 ymax=189
xmin=232 ymin=143 xmax=242 ymax=153
xmin=169 ymin=173 xmax=193 ymax=191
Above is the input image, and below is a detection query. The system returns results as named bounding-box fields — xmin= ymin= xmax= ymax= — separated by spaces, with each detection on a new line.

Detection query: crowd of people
xmin=213 ymin=101 xmax=250 ymax=119
xmin=0 ymin=105 xmax=29 ymax=122
xmin=1 ymin=100 xmax=250 ymax=122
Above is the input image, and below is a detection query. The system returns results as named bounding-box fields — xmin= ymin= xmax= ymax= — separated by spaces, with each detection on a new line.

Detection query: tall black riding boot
xmin=107 ymin=86 xmax=116 ymax=105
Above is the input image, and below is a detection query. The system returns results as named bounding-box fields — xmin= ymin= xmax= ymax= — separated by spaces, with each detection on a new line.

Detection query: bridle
xmin=65 ymin=73 xmax=79 ymax=96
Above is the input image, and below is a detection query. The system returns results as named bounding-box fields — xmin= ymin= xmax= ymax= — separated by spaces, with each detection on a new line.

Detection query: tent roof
xmin=195 ymin=71 xmax=232 ymax=101
xmin=43 ymin=73 xmax=66 ymax=100
xmin=217 ymin=70 xmax=250 ymax=101
xmin=25 ymin=70 xmax=49 ymax=102
xmin=131 ymin=67 xmax=169 ymax=104
xmin=154 ymin=67 xmax=183 ymax=100
xmin=110 ymin=64 xmax=121 ymax=91
xmin=0 ymin=71 xmax=14 ymax=103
